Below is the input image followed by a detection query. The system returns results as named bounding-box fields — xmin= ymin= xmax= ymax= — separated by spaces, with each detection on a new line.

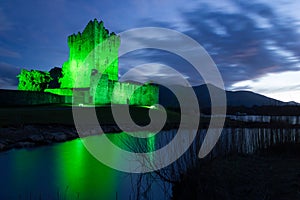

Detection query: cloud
xmin=119 ymin=63 xmax=191 ymax=86
xmin=116 ymin=0 xmax=299 ymax=91
xmin=119 ymin=48 xmax=205 ymax=86
xmin=0 ymin=47 xmax=21 ymax=58
xmin=0 ymin=77 xmax=17 ymax=89
xmin=230 ymin=70 xmax=300 ymax=103
xmin=0 ymin=62 xmax=20 ymax=89
xmin=0 ymin=8 xmax=13 ymax=33
xmin=180 ymin=1 xmax=300 ymax=85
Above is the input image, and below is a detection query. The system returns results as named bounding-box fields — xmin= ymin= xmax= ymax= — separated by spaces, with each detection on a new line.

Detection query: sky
xmin=0 ymin=0 xmax=300 ymax=102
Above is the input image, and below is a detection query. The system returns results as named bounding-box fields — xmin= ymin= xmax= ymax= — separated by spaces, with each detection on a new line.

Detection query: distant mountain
xmin=226 ymin=90 xmax=284 ymax=107
xmin=159 ymin=84 xmax=296 ymax=108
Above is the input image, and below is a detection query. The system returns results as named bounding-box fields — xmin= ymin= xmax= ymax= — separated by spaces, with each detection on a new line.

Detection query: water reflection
xmin=0 ymin=127 xmax=299 ymax=199
xmin=54 ymin=139 xmax=118 ymax=199
xmin=0 ymin=133 xmax=165 ymax=200
xmin=0 ymin=139 xmax=121 ymax=199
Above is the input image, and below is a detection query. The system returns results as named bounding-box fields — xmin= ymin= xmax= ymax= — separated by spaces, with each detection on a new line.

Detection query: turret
xmin=60 ymin=19 xmax=120 ymax=88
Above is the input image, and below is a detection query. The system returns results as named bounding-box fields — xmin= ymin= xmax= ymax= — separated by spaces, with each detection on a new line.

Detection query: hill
xmin=159 ymin=84 xmax=296 ymax=109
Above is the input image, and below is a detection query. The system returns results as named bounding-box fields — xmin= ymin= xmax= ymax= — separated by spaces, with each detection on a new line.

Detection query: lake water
xmin=1 ymin=125 xmax=300 ymax=199
xmin=0 ymin=134 xmax=171 ymax=200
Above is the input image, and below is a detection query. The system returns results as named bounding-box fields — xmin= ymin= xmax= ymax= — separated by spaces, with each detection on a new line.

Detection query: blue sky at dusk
xmin=1 ymin=0 xmax=300 ymax=102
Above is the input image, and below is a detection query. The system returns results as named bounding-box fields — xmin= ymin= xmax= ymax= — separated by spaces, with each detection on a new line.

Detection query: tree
xmin=48 ymin=67 xmax=62 ymax=88
xmin=17 ymin=69 xmax=52 ymax=91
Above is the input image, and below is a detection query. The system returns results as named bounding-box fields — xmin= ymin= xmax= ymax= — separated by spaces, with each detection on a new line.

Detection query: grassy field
xmin=2 ymin=104 xmax=300 ymax=130
xmin=0 ymin=104 xmax=181 ymax=127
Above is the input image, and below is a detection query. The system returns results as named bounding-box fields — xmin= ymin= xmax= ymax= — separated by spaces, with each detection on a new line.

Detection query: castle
xmin=42 ymin=19 xmax=158 ymax=105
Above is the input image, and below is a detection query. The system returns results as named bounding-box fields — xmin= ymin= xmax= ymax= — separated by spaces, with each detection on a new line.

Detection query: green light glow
xmin=147 ymin=133 xmax=156 ymax=163
xmin=44 ymin=88 xmax=73 ymax=96
xmin=59 ymin=19 xmax=119 ymax=88
xmin=55 ymin=138 xmax=118 ymax=199
xmin=90 ymin=75 xmax=158 ymax=105
xmin=106 ymin=132 xmax=156 ymax=165
xmin=17 ymin=19 xmax=159 ymax=106
xmin=17 ymin=69 xmax=52 ymax=91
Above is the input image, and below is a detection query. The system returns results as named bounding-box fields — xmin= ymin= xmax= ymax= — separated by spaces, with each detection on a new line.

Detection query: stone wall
xmin=0 ymin=89 xmax=71 ymax=106
xmin=59 ymin=19 xmax=120 ymax=88
xmin=44 ymin=88 xmax=73 ymax=96
xmin=90 ymin=74 xmax=158 ymax=105
xmin=111 ymin=81 xmax=158 ymax=105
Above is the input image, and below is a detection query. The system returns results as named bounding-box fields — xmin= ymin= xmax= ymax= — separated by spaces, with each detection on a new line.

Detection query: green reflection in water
xmin=107 ymin=132 xmax=156 ymax=152
xmin=9 ymin=132 xmax=156 ymax=199
xmin=106 ymin=132 xmax=156 ymax=164
xmin=55 ymin=139 xmax=119 ymax=199
xmin=147 ymin=133 xmax=156 ymax=163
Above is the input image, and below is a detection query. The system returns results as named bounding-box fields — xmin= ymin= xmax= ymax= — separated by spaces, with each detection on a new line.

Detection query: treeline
xmin=17 ymin=67 xmax=62 ymax=92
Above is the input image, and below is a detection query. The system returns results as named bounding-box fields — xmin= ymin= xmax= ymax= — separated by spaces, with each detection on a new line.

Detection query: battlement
xmin=17 ymin=19 xmax=159 ymax=106
xmin=67 ymin=19 xmax=117 ymax=46
xmin=60 ymin=19 xmax=120 ymax=88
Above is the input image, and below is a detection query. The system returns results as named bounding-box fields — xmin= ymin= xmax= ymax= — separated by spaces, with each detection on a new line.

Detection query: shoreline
xmin=1 ymin=120 xmax=300 ymax=153
xmin=0 ymin=124 xmax=78 ymax=152
xmin=0 ymin=123 xmax=181 ymax=152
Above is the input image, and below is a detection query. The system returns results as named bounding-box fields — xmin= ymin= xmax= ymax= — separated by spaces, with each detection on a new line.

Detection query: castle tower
xmin=59 ymin=19 xmax=120 ymax=88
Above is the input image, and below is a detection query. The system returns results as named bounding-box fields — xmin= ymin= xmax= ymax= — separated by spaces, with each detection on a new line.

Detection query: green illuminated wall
xmin=59 ymin=19 xmax=120 ymax=88
xmin=58 ymin=17 xmax=159 ymax=106
xmin=90 ymin=74 xmax=158 ymax=106
xmin=17 ymin=19 xmax=159 ymax=106
xmin=44 ymin=88 xmax=73 ymax=96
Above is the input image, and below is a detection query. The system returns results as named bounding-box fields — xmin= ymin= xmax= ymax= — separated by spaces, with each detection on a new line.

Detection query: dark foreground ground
xmin=173 ymin=143 xmax=300 ymax=200
xmin=0 ymin=105 xmax=183 ymax=151
xmin=1 ymin=104 xmax=300 ymax=152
